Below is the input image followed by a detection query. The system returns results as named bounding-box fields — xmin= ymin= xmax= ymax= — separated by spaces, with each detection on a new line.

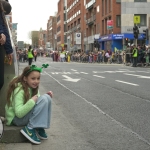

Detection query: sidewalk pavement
xmin=1 ymin=98 xmax=76 ymax=150
xmin=0 ymin=61 xmax=79 ymax=150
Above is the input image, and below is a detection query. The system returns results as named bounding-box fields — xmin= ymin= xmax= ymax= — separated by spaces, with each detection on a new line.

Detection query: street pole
xmin=135 ymin=24 xmax=137 ymax=47
xmin=54 ymin=40 xmax=55 ymax=51
xmin=135 ymin=38 xmax=137 ymax=47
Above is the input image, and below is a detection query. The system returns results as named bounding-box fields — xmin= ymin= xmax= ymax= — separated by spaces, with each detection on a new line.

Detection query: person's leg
xmin=34 ymin=56 xmax=37 ymax=62
xmin=0 ymin=46 xmax=4 ymax=90
xmin=132 ymin=57 xmax=135 ymax=67
xmin=17 ymin=94 xmax=52 ymax=144
xmin=13 ymin=94 xmax=51 ymax=127
xmin=135 ymin=57 xmax=137 ymax=67
xmin=28 ymin=58 xmax=32 ymax=65
xmin=28 ymin=94 xmax=52 ymax=129
xmin=28 ymin=58 xmax=30 ymax=65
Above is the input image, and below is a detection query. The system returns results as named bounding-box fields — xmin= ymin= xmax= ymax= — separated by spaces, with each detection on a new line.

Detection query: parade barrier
xmin=0 ymin=22 xmax=27 ymax=143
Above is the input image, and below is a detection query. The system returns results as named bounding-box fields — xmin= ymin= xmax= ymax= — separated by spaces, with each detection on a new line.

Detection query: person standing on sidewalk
xmin=0 ymin=0 xmax=13 ymax=90
xmin=33 ymin=49 xmax=37 ymax=62
xmin=132 ymin=45 xmax=138 ymax=67
xmin=27 ymin=45 xmax=34 ymax=65
xmin=5 ymin=65 xmax=53 ymax=145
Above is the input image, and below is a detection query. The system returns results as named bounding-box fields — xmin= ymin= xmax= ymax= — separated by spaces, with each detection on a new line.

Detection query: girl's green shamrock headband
xmin=26 ymin=64 xmax=49 ymax=74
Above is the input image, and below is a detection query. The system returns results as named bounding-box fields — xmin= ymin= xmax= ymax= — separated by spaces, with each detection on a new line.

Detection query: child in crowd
xmin=5 ymin=64 xmax=53 ymax=145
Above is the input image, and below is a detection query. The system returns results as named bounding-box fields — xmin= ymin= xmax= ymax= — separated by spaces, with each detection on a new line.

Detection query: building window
xmin=57 ymin=26 xmax=61 ymax=32
xmin=102 ymin=0 xmax=104 ymax=16
xmin=57 ymin=36 xmax=61 ymax=42
xmin=134 ymin=14 xmax=146 ymax=26
xmin=134 ymin=0 xmax=146 ymax=2
xmin=57 ymin=16 xmax=60 ymax=22
xmin=116 ymin=15 xmax=121 ymax=27
xmin=116 ymin=0 xmax=121 ymax=2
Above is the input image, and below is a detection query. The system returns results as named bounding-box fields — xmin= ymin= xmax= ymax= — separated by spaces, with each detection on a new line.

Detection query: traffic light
xmin=97 ymin=42 xmax=100 ymax=49
xmin=94 ymin=40 xmax=97 ymax=48
xmin=143 ymin=28 xmax=149 ymax=40
xmin=133 ymin=25 xmax=139 ymax=39
xmin=125 ymin=38 xmax=128 ymax=45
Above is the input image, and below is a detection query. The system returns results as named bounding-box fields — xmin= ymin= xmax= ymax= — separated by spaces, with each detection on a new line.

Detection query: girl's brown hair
xmin=6 ymin=66 xmax=39 ymax=107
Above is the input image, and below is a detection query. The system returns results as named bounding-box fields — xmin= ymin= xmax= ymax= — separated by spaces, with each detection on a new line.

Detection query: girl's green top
xmin=5 ymin=83 xmax=40 ymax=125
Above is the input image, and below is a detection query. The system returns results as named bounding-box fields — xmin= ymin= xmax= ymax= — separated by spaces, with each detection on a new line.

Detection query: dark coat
xmin=0 ymin=8 xmax=13 ymax=54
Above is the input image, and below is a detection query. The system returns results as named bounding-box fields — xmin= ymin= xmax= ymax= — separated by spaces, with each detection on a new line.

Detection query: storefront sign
xmin=107 ymin=20 xmax=113 ymax=30
xmin=134 ymin=16 xmax=140 ymax=24
xmin=100 ymin=35 xmax=112 ymax=41
xmin=76 ymin=33 xmax=81 ymax=44
xmin=112 ymin=34 xmax=124 ymax=39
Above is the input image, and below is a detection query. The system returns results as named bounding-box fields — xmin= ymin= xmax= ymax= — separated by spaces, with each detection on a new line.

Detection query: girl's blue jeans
xmin=12 ymin=94 xmax=52 ymax=129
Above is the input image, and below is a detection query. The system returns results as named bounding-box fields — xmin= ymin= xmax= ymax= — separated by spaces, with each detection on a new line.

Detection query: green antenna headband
xmin=26 ymin=64 xmax=49 ymax=75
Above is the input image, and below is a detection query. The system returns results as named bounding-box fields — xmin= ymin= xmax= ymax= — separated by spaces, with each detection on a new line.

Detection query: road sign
xmin=134 ymin=16 xmax=140 ymax=24
xmin=107 ymin=20 xmax=113 ymax=30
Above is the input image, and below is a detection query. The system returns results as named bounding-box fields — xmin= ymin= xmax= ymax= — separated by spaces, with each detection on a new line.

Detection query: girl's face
xmin=24 ymin=71 xmax=40 ymax=89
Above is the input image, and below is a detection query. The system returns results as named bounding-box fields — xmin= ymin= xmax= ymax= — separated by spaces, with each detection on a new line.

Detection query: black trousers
xmin=34 ymin=56 xmax=37 ymax=62
xmin=132 ymin=57 xmax=137 ymax=67
xmin=0 ymin=45 xmax=5 ymax=90
xmin=28 ymin=58 xmax=32 ymax=66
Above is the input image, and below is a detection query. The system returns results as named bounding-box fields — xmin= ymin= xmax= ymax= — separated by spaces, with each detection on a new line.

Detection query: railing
xmin=86 ymin=15 xmax=96 ymax=25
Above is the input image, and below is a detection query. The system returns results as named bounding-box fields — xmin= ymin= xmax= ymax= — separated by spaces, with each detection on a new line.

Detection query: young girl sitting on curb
xmin=5 ymin=64 xmax=53 ymax=145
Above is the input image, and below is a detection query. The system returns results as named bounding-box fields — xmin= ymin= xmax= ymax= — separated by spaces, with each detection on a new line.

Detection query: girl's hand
xmin=32 ymin=95 xmax=38 ymax=102
xmin=47 ymin=91 xmax=53 ymax=98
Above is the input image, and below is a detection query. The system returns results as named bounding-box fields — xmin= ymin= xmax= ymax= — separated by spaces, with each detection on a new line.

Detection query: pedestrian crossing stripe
xmin=45 ymin=70 xmax=150 ymax=75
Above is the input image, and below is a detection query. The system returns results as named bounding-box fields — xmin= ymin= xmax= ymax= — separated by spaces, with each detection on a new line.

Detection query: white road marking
xmin=118 ymin=69 xmax=129 ymax=71
xmin=136 ymin=71 xmax=150 ymax=73
xmin=105 ymin=71 xmax=116 ymax=73
xmin=71 ymin=69 xmax=77 ymax=71
xmin=63 ymin=72 xmax=71 ymax=74
xmin=74 ymin=72 xmax=80 ymax=74
xmin=51 ymin=72 xmax=59 ymax=74
xmin=44 ymin=71 xmax=150 ymax=146
xmin=138 ymin=76 xmax=150 ymax=79
xmin=124 ymin=73 xmax=141 ymax=77
xmin=93 ymin=75 xmax=105 ymax=78
xmin=93 ymin=71 xmax=135 ymax=74
xmin=62 ymin=75 xmax=80 ymax=82
xmin=124 ymin=73 xmax=150 ymax=79
xmin=80 ymin=72 xmax=88 ymax=74
xmin=115 ymin=80 xmax=139 ymax=86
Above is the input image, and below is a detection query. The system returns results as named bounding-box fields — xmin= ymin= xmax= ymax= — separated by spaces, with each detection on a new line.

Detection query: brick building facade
xmin=67 ymin=0 xmax=84 ymax=52
xmin=66 ymin=0 xmax=121 ymax=52
xmin=47 ymin=16 xmax=57 ymax=50
xmin=38 ymin=28 xmax=47 ymax=49
xmin=47 ymin=0 xmax=150 ymax=52
xmin=56 ymin=0 xmax=67 ymax=51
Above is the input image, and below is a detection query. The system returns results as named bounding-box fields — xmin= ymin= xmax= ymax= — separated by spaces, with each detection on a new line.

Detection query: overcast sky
xmin=9 ymin=0 xmax=58 ymax=43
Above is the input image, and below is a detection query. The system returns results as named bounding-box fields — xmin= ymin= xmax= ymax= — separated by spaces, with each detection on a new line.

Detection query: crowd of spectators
xmin=70 ymin=45 xmax=150 ymax=67
xmin=16 ymin=45 xmax=150 ymax=68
